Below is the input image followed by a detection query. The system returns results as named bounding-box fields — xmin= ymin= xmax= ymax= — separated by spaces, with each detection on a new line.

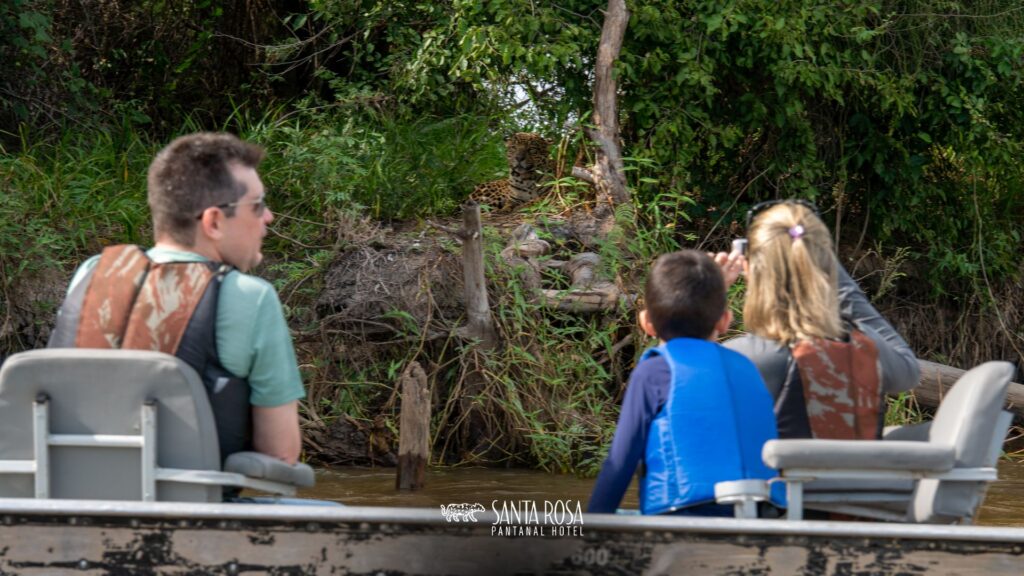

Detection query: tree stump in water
xmin=396 ymin=361 xmax=430 ymax=491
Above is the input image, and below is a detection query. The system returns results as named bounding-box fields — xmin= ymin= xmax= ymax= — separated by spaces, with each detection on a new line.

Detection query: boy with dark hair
xmin=588 ymin=249 xmax=783 ymax=515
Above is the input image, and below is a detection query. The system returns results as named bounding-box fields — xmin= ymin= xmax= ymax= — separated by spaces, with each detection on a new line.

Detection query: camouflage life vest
xmin=49 ymin=245 xmax=252 ymax=461
xmin=774 ymin=329 xmax=883 ymax=440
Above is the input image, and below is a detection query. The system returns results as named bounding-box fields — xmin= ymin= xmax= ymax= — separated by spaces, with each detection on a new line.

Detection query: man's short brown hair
xmin=644 ymin=249 xmax=727 ymax=341
xmin=147 ymin=132 xmax=265 ymax=246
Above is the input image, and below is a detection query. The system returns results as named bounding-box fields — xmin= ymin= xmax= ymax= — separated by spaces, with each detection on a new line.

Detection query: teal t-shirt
xmin=67 ymin=247 xmax=305 ymax=407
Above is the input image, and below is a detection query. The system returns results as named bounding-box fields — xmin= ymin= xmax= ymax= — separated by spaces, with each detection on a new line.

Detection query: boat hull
xmin=1 ymin=498 xmax=1022 ymax=575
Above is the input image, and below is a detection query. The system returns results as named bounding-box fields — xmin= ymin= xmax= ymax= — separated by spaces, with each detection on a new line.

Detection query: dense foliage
xmin=2 ymin=1 xmax=1023 ymax=470
xmin=7 ymin=1 xmax=1020 ymax=287
xmin=343 ymin=0 xmax=1024 ymax=288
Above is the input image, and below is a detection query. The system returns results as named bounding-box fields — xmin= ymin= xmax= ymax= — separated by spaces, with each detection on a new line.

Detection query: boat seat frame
xmin=0 ymin=349 xmax=313 ymax=502
xmin=0 ymin=394 xmax=296 ymax=501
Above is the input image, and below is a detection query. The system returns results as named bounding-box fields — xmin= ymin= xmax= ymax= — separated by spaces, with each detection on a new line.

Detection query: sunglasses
xmin=195 ymin=194 xmax=267 ymax=220
xmin=744 ymin=198 xmax=820 ymax=229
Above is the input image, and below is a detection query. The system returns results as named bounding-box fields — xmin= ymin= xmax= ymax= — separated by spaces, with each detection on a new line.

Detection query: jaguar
xmin=469 ymin=132 xmax=553 ymax=211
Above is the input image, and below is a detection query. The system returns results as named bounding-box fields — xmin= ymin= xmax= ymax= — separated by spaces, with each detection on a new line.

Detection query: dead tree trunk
xmin=457 ymin=201 xmax=499 ymax=458
xmin=459 ymin=201 xmax=498 ymax=349
xmin=396 ymin=361 xmax=430 ymax=491
xmin=591 ymin=0 xmax=630 ymax=207
xmin=573 ymin=0 xmax=632 ymax=247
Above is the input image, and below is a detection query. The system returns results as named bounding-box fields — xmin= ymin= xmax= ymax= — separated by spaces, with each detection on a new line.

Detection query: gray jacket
xmin=724 ymin=266 xmax=920 ymax=400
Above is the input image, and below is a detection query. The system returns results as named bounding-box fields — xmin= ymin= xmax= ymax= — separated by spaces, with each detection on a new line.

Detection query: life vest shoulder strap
xmin=76 ymin=245 xmax=151 ymax=349
xmin=74 ymin=244 xmax=223 ymax=355
xmin=121 ymin=257 xmax=222 ymax=354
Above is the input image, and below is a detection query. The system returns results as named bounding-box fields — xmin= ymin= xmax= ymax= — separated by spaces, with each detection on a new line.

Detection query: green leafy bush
xmin=307 ymin=0 xmax=1024 ymax=290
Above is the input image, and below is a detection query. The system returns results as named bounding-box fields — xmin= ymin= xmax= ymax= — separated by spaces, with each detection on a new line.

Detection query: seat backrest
xmin=911 ymin=361 xmax=1014 ymax=523
xmin=0 ymin=349 xmax=222 ymax=502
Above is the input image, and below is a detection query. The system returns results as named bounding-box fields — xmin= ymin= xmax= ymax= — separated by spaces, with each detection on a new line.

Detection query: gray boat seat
xmin=0 ymin=349 xmax=314 ymax=502
xmin=763 ymin=360 xmax=1014 ymax=523
xmin=794 ymin=422 xmax=931 ymax=502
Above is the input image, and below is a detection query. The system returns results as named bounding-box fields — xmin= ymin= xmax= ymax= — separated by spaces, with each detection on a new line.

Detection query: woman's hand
xmin=710 ymin=250 xmax=746 ymax=287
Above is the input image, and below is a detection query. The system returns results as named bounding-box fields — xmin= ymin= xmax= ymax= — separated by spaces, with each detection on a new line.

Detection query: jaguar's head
xmin=506 ymin=132 xmax=553 ymax=186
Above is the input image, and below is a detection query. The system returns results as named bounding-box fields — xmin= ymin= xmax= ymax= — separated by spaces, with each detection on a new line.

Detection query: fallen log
xmin=914 ymin=359 xmax=1024 ymax=421
xmin=500 ymin=224 xmax=631 ymax=313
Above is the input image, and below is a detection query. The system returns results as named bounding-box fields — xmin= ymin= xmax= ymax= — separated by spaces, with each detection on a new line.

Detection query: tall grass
xmin=0 ymin=127 xmax=153 ymax=271
xmin=230 ymin=107 xmax=508 ymax=222
xmin=0 ymin=106 xmax=506 ymax=292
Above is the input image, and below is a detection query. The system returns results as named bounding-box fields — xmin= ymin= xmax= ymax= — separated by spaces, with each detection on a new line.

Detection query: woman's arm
xmin=837 ymin=265 xmax=920 ymax=394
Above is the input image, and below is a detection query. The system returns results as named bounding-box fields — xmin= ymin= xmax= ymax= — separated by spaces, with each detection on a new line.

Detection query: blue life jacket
xmin=641 ymin=338 xmax=785 ymax=515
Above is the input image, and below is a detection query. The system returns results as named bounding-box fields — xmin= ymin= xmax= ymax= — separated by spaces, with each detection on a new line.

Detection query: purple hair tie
xmin=788 ymin=224 xmax=805 ymax=239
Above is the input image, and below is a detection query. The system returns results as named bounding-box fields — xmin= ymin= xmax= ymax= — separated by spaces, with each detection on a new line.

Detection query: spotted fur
xmin=470 ymin=132 xmax=553 ymax=211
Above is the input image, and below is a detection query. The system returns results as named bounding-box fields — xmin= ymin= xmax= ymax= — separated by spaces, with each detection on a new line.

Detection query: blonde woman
xmin=720 ymin=200 xmax=920 ymax=439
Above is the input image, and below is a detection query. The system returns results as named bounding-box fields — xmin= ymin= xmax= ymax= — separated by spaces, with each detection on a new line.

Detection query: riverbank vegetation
xmin=2 ymin=1 xmax=1023 ymax=472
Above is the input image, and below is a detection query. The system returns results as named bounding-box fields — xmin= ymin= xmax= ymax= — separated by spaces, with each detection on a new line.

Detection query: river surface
xmin=300 ymin=460 xmax=1024 ymax=526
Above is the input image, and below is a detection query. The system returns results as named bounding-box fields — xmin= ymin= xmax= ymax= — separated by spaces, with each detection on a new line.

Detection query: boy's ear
xmin=713 ymin=308 xmax=733 ymax=337
xmin=638 ymin=309 xmax=658 ymax=338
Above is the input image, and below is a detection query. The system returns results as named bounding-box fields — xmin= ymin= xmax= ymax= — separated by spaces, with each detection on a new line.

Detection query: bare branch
xmin=571 ymin=166 xmax=597 ymax=185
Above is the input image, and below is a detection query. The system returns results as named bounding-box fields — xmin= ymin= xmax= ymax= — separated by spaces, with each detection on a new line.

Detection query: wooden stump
xmin=396 ymin=361 xmax=430 ymax=491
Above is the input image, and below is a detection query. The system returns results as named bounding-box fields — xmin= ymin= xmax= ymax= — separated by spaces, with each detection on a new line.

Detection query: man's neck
xmin=153 ymin=239 xmax=220 ymax=262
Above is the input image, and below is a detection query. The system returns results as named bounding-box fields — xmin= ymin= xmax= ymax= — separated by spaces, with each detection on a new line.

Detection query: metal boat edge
xmin=2 ymin=498 xmax=1023 ymax=574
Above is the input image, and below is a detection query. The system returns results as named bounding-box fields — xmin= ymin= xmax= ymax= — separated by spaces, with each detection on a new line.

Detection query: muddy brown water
xmin=300 ymin=461 xmax=1024 ymax=526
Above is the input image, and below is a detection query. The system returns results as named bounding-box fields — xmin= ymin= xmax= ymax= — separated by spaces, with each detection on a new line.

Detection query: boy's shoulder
xmin=712 ymin=342 xmax=765 ymax=382
xmin=634 ymin=352 xmax=670 ymax=381
xmin=656 ymin=338 xmax=761 ymax=374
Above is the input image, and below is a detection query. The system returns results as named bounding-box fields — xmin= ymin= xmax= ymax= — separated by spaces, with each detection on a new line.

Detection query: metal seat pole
xmin=141 ymin=400 xmax=157 ymax=502
xmin=786 ymin=480 xmax=803 ymax=521
xmin=32 ymin=394 xmax=50 ymax=499
xmin=737 ymin=499 xmax=758 ymax=519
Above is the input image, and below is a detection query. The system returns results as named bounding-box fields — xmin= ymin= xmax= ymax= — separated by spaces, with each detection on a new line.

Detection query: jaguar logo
xmin=440 ymin=502 xmax=486 ymax=522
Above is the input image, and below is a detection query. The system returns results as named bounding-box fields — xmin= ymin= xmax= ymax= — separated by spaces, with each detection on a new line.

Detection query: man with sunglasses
xmin=49 ymin=132 xmax=304 ymax=477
